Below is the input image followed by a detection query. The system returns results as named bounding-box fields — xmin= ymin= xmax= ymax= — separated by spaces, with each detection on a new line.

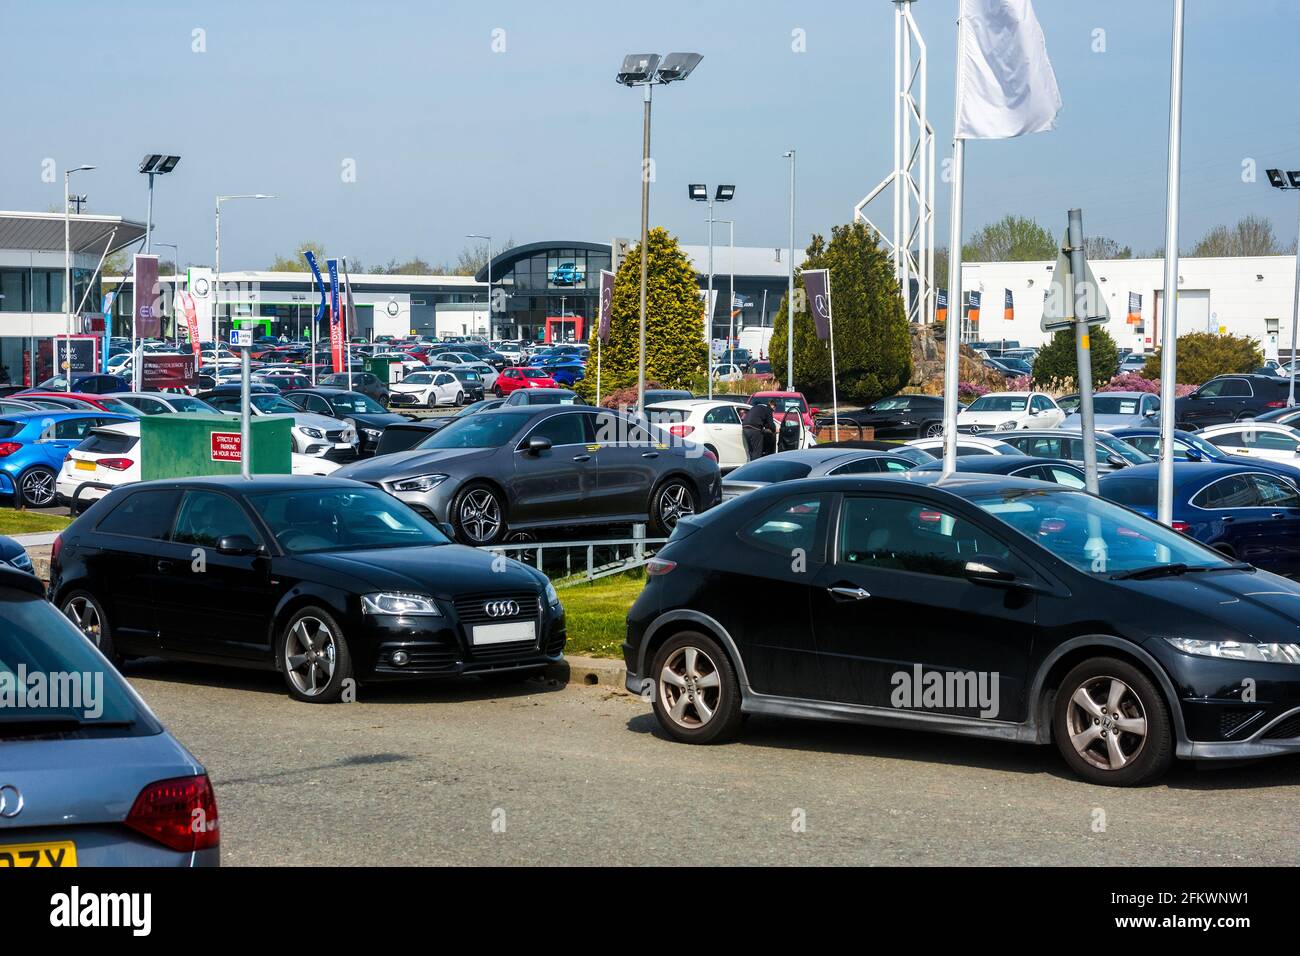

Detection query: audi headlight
xmin=300 ymin=426 xmax=324 ymax=439
xmin=392 ymin=473 xmax=448 ymax=493
xmin=545 ymin=581 xmax=560 ymax=607
xmin=362 ymin=592 xmax=442 ymax=616
xmin=1165 ymin=637 xmax=1300 ymax=664
xmin=996 ymin=420 xmax=1018 ymax=431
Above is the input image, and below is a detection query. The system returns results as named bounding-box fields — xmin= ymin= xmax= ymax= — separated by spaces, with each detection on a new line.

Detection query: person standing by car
xmin=741 ymin=399 xmax=775 ymax=460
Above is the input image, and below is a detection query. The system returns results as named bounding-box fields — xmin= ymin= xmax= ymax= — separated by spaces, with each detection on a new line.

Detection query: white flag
xmin=956 ymin=0 xmax=1061 ymax=140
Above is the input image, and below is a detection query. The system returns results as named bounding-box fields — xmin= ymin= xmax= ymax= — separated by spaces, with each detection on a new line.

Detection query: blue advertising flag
xmin=303 ymin=251 xmax=328 ymax=334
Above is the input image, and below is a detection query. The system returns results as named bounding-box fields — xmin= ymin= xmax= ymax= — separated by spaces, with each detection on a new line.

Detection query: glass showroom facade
xmin=482 ymin=241 xmax=613 ymax=343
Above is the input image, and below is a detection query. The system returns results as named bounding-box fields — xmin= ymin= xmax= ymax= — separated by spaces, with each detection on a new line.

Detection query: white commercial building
xmin=962 ymin=254 xmax=1298 ymax=359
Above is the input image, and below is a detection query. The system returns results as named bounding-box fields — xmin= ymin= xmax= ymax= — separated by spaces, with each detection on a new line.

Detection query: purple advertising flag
xmin=598 ymin=270 xmax=615 ymax=343
xmin=134 ymin=254 xmax=161 ymax=339
xmin=803 ymin=269 xmax=832 ymax=341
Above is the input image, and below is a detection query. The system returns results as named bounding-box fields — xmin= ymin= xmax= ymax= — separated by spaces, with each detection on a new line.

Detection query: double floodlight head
xmin=140 ymin=154 xmax=181 ymax=175
xmin=1266 ymin=168 xmax=1300 ymax=190
xmin=616 ymin=52 xmax=702 ymax=86
xmin=689 ymin=184 xmax=735 ymax=203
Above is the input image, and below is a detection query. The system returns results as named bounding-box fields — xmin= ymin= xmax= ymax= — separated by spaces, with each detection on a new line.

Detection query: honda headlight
xmin=1165 ymin=637 xmax=1300 ymax=664
xmin=300 ymin=426 xmax=324 ymax=439
xmin=362 ymin=592 xmax=442 ymax=616
xmin=996 ymin=420 xmax=1018 ymax=431
xmin=392 ymin=473 xmax=448 ymax=493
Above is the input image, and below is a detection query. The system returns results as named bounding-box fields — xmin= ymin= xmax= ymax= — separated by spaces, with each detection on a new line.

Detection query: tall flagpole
xmin=941 ymin=11 xmax=967 ymax=476
xmin=1157 ymin=0 xmax=1186 ymax=526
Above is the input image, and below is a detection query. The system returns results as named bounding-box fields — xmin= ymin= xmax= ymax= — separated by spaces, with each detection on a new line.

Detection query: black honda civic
xmin=624 ymin=472 xmax=1300 ymax=786
xmin=48 ymin=476 xmax=566 ymax=702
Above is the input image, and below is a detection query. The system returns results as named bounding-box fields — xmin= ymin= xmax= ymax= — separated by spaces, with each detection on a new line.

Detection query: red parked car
xmin=15 ymin=392 xmax=143 ymax=416
xmin=494 ymin=366 xmax=558 ymax=397
xmin=748 ymin=390 xmax=819 ymax=429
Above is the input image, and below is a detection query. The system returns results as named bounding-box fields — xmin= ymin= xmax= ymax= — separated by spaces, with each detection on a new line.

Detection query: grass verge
xmin=556 ymin=572 xmax=646 ymax=659
xmin=0 ymin=510 xmax=72 ymax=535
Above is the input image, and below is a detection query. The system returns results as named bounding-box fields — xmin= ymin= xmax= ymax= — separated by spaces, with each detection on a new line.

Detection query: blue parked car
xmin=1110 ymin=426 xmax=1300 ymax=488
xmin=0 ymin=565 xmax=219 ymax=866
xmin=548 ymin=262 xmax=585 ymax=285
xmin=0 ymin=411 xmax=134 ymax=507
xmin=1099 ymin=461 xmax=1300 ymax=576
xmin=541 ymin=362 xmax=587 ymax=387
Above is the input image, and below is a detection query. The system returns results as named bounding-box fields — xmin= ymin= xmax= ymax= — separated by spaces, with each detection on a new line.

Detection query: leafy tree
xmin=769 ymin=221 xmax=911 ymax=404
xmin=1031 ymin=325 xmax=1120 ymax=390
xmin=1083 ymin=236 xmax=1132 ymax=260
xmin=1190 ymin=214 xmax=1289 ymax=257
xmin=963 ymin=214 xmax=1057 ymax=262
xmin=268 ymin=241 xmax=327 ymax=272
xmin=371 ymin=256 xmax=435 ymax=275
xmin=1141 ymin=331 xmax=1263 ymax=384
xmin=576 ymin=227 xmax=706 ymax=403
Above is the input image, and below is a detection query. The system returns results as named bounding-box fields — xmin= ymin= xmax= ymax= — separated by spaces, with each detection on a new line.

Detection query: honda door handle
xmin=572 ymin=455 xmax=591 ymax=462
xmin=156 ymin=560 xmax=174 ymax=573
xmin=826 ymin=586 xmax=871 ymax=601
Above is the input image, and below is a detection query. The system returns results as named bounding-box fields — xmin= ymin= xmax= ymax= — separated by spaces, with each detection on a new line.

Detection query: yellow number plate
xmin=0 ymin=841 xmax=77 ymax=867
xmin=74 ymin=460 xmax=97 ymax=471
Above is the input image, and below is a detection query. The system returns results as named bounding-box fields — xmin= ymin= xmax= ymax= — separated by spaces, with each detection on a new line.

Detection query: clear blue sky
xmin=4 ymin=0 xmax=1299 ymax=270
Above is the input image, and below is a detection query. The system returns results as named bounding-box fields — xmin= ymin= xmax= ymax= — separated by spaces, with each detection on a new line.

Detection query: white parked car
xmin=200 ymin=349 xmax=241 ymax=367
xmin=1198 ymin=421 xmax=1300 ymax=462
xmin=645 ymin=400 xmax=751 ymax=470
xmin=494 ymin=342 xmax=525 ymax=364
xmin=56 ymin=422 xmax=141 ymax=509
xmin=202 ymin=392 xmax=357 ymax=456
xmin=956 ymin=391 xmax=1065 ymax=435
xmin=460 ymin=361 xmax=499 ymax=390
xmin=389 ymin=370 xmax=470 ymax=408
xmin=372 ymin=352 xmax=426 ymax=374
xmin=57 ymin=421 xmax=341 ymax=510
xmin=712 ymin=363 xmax=744 ymax=384
xmin=906 ymin=435 xmax=1022 ymax=457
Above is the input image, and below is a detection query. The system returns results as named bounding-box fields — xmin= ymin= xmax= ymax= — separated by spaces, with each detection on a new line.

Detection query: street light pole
xmin=706 ymin=197 xmax=714 ymax=399
xmin=784 ymin=150 xmax=796 ymax=391
xmin=63 ymin=164 xmax=94 ymax=393
xmin=637 ymin=81 xmax=653 ymax=410
xmin=468 ymin=234 xmax=493 ymax=339
xmin=1266 ymin=169 xmax=1300 ymax=405
xmin=214 ymin=194 xmax=274 ymax=345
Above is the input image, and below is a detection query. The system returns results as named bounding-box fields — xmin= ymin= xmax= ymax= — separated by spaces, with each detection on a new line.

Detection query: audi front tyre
xmin=650 ymin=631 xmax=743 ymax=744
xmin=452 ymin=482 xmax=507 ymax=546
xmin=1053 ymin=656 xmax=1173 ymax=787
xmin=280 ymin=606 xmax=354 ymax=704
xmin=60 ymin=590 xmax=119 ymax=665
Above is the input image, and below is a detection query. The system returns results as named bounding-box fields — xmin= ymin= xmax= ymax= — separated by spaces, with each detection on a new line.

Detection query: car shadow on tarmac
xmin=623 ymin=710 xmax=1300 ymax=791
xmin=122 ymin=658 xmax=568 ymax=705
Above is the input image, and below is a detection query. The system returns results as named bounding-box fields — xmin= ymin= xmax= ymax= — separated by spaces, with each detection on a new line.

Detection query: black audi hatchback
xmin=49 ymin=476 xmax=566 ymax=702
xmin=624 ymin=472 xmax=1300 ymax=785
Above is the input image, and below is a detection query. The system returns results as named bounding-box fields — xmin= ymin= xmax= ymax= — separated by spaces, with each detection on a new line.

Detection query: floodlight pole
xmin=785 ymin=150 xmax=796 ymax=391
xmin=637 ymin=82 xmax=652 ymax=411
xmin=706 ymin=197 xmax=714 ymax=400
xmin=1067 ymin=209 xmax=1100 ymax=495
xmin=63 ymin=165 xmax=94 ymax=393
xmin=1288 ymin=200 xmax=1300 ymax=406
xmin=1157 ymin=0 xmax=1186 ymax=527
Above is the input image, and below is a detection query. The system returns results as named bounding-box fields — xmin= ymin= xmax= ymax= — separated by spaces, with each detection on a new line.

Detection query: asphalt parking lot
xmin=127 ymin=661 xmax=1300 ymax=866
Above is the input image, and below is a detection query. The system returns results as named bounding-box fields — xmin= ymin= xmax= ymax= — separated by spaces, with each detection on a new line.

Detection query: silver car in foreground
xmin=0 ymin=566 xmax=219 ymax=866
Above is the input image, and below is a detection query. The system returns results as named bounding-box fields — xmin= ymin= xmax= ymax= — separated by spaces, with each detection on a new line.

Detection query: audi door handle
xmin=827 ymin=586 xmax=871 ymax=601
xmin=572 ymin=455 xmax=591 ymax=462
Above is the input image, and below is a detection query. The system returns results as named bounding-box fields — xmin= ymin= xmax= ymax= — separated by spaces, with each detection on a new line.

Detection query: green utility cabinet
xmin=367 ymin=356 xmax=405 ymax=385
xmin=139 ymin=413 xmax=293 ymax=480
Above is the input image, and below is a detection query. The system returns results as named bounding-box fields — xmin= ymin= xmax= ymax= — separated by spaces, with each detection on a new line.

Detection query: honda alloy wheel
xmin=649 ymin=632 xmax=744 ymax=744
xmin=1053 ymin=657 xmax=1173 ymax=786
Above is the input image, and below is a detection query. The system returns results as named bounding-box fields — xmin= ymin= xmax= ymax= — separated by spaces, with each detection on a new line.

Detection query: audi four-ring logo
xmin=0 ymin=784 xmax=23 ymax=818
xmin=484 ymin=600 xmax=520 ymax=618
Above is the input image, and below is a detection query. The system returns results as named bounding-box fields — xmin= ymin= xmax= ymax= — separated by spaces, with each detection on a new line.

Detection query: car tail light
xmin=917 ymin=510 xmax=944 ymax=523
xmin=702 ymin=448 xmax=718 ymax=464
xmin=646 ymin=557 xmax=677 ymax=576
xmin=0 ymin=442 xmax=21 ymax=458
xmin=125 ymin=774 xmax=219 ymax=853
xmin=669 ymin=424 xmax=695 ymax=438
xmin=1267 ymin=401 xmax=1287 ymax=408
xmin=1039 ymin=518 xmax=1067 ymax=534
xmin=63 ymin=454 xmax=72 ymax=463
xmin=97 ymin=457 xmax=134 ymax=471
xmin=1171 ymin=520 xmax=1191 ymax=534
xmin=50 ymin=534 xmax=62 ymax=570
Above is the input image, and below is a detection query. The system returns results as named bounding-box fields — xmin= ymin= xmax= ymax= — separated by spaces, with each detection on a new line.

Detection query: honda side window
xmin=738 ymin=495 xmax=824 ymax=557
xmin=838 ymin=496 xmax=1010 ymax=578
